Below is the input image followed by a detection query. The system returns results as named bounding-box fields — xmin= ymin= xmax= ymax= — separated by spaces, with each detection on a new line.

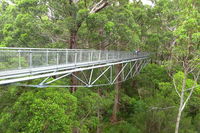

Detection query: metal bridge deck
xmin=0 ymin=47 xmax=149 ymax=86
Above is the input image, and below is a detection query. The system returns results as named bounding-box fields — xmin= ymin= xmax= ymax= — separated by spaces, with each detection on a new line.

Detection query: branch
xmin=188 ymin=62 xmax=200 ymax=73
xmin=184 ymin=85 xmax=200 ymax=92
xmin=181 ymin=70 xmax=200 ymax=111
xmin=194 ymin=70 xmax=200 ymax=81
xmin=181 ymin=85 xmax=195 ymax=111
xmin=89 ymin=0 xmax=108 ymax=14
xmin=173 ymin=78 xmax=181 ymax=98
xmin=191 ymin=70 xmax=200 ymax=85
xmin=80 ymin=110 xmax=92 ymax=124
xmin=149 ymin=106 xmax=176 ymax=111
xmin=52 ymin=36 xmax=68 ymax=42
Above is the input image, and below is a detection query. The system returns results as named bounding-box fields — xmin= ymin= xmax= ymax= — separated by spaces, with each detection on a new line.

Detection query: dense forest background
xmin=0 ymin=0 xmax=199 ymax=133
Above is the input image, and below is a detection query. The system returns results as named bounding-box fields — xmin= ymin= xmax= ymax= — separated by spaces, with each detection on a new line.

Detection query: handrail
xmin=0 ymin=47 xmax=149 ymax=72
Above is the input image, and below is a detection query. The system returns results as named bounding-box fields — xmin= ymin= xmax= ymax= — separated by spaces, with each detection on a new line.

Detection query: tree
xmin=169 ymin=1 xmax=200 ymax=132
xmin=42 ymin=0 xmax=109 ymax=92
xmin=0 ymin=0 xmax=50 ymax=47
xmin=0 ymin=87 xmax=77 ymax=133
xmin=172 ymin=71 xmax=199 ymax=133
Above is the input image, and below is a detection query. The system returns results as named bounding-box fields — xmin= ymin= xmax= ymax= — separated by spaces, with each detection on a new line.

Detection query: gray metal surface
xmin=0 ymin=47 xmax=150 ymax=85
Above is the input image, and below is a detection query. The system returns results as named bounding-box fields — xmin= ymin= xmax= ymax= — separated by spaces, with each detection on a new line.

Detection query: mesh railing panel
xmin=0 ymin=47 xmax=149 ymax=72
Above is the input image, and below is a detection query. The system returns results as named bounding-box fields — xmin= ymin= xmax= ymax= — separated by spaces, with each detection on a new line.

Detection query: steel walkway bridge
xmin=0 ymin=47 xmax=150 ymax=87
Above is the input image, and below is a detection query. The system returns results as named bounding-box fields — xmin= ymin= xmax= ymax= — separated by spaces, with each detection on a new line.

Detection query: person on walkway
xmin=135 ymin=48 xmax=140 ymax=55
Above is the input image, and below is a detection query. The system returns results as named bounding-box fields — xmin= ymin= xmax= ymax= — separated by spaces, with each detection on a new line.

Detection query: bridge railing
xmin=0 ymin=47 xmax=149 ymax=72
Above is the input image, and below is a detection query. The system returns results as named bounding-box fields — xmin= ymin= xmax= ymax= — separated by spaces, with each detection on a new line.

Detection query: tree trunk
xmin=175 ymin=89 xmax=184 ymax=133
xmin=70 ymin=31 xmax=78 ymax=49
xmin=96 ymin=109 xmax=101 ymax=133
xmin=97 ymin=88 xmax=101 ymax=133
xmin=175 ymin=73 xmax=186 ymax=133
xmin=97 ymin=88 xmax=102 ymax=133
xmin=70 ymin=31 xmax=78 ymax=93
xmin=72 ymin=127 xmax=80 ymax=133
xmin=175 ymin=107 xmax=182 ymax=133
xmin=110 ymin=64 xmax=122 ymax=123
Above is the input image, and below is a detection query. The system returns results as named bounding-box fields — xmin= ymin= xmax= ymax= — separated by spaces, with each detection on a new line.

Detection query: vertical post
xmin=90 ymin=51 xmax=93 ymax=62
xmin=18 ymin=50 xmax=21 ymax=69
xmin=56 ymin=51 xmax=59 ymax=65
xmin=75 ymin=52 xmax=77 ymax=65
xmin=130 ymin=62 xmax=133 ymax=78
xmin=110 ymin=65 xmax=112 ymax=83
xmin=117 ymin=52 xmax=118 ymax=60
xmin=46 ymin=49 xmax=49 ymax=66
xmin=111 ymin=52 xmax=113 ymax=60
xmin=29 ymin=49 xmax=32 ymax=68
xmin=106 ymin=52 xmax=109 ymax=61
xmin=80 ymin=50 xmax=82 ymax=62
xmin=111 ymin=51 xmax=114 ymax=60
xmin=98 ymin=51 xmax=101 ymax=61
xmin=66 ymin=50 xmax=68 ymax=64
xmin=87 ymin=51 xmax=90 ymax=62
xmin=122 ymin=63 xmax=125 ymax=80
xmin=91 ymin=51 xmax=93 ymax=61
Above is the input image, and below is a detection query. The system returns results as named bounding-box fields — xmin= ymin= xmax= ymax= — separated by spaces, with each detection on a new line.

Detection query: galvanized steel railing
xmin=0 ymin=47 xmax=149 ymax=72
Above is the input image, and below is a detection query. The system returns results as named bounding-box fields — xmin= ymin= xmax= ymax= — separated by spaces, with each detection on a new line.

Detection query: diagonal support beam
xmin=44 ymin=73 xmax=71 ymax=85
xmin=130 ymin=62 xmax=133 ymax=78
xmin=100 ymin=68 xmax=112 ymax=84
xmin=112 ymin=63 xmax=128 ymax=84
xmin=135 ymin=59 xmax=148 ymax=76
xmin=88 ymin=68 xmax=94 ymax=85
xmin=124 ymin=61 xmax=137 ymax=81
xmin=91 ymin=66 xmax=111 ymax=85
xmin=132 ymin=60 xmax=144 ymax=77
xmin=39 ymin=76 xmax=50 ymax=85
xmin=80 ymin=70 xmax=89 ymax=83
xmin=72 ymin=73 xmax=88 ymax=86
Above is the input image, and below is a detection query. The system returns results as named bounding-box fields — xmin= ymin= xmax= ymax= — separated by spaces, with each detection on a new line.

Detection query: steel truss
xmin=0 ymin=47 xmax=150 ymax=85
xmin=19 ymin=58 xmax=150 ymax=88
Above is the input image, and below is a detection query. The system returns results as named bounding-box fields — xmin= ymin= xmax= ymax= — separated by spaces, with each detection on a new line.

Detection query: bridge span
xmin=0 ymin=47 xmax=150 ymax=87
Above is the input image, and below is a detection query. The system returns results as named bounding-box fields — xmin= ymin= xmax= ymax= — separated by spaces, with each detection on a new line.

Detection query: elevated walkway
xmin=0 ymin=47 xmax=150 ymax=87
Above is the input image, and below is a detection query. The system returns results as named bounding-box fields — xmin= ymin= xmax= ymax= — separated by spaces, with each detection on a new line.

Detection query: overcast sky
xmin=141 ymin=0 xmax=153 ymax=5
xmin=130 ymin=0 xmax=153 ymax=6
xmin=0 ymin=0 xmax=15 ymax=5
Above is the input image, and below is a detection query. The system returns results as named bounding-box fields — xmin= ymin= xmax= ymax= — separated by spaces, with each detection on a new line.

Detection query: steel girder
xmin=0 ymin=56 xmax=149 ymax=85
xmin=17 ymin=58 xmax=150 ymax=88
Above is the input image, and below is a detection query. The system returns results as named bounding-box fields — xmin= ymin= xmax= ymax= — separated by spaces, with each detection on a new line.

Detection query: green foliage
xmin=0 ymin=0 xmax=200 ymax=132
xmin=136 ymin=64 xmax=170 ymax=94
xmin=0 ymin=0 xmax=50 ymax=47
xmin=104 ymin=121 xmax=141 ymax=133
xmin=194 ymin=113 xmax=200 ymax=132
xmin=0 ymin=88 xmax=77 ymax=133
xmin=73 ymin=87 xmax=111 ymax=132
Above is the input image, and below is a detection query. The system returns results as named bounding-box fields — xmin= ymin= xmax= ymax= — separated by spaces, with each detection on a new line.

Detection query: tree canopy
xmin=0 ymin=0 xmax=199 ymax=133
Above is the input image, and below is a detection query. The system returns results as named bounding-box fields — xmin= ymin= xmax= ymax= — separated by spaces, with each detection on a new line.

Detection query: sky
xmin=0 ymin=0 xmax=15 ymax=5
xmin=141 ymin=0 xmax=153 ymax=5
xmin=130 ymin=0 xmax=154 ymax=6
